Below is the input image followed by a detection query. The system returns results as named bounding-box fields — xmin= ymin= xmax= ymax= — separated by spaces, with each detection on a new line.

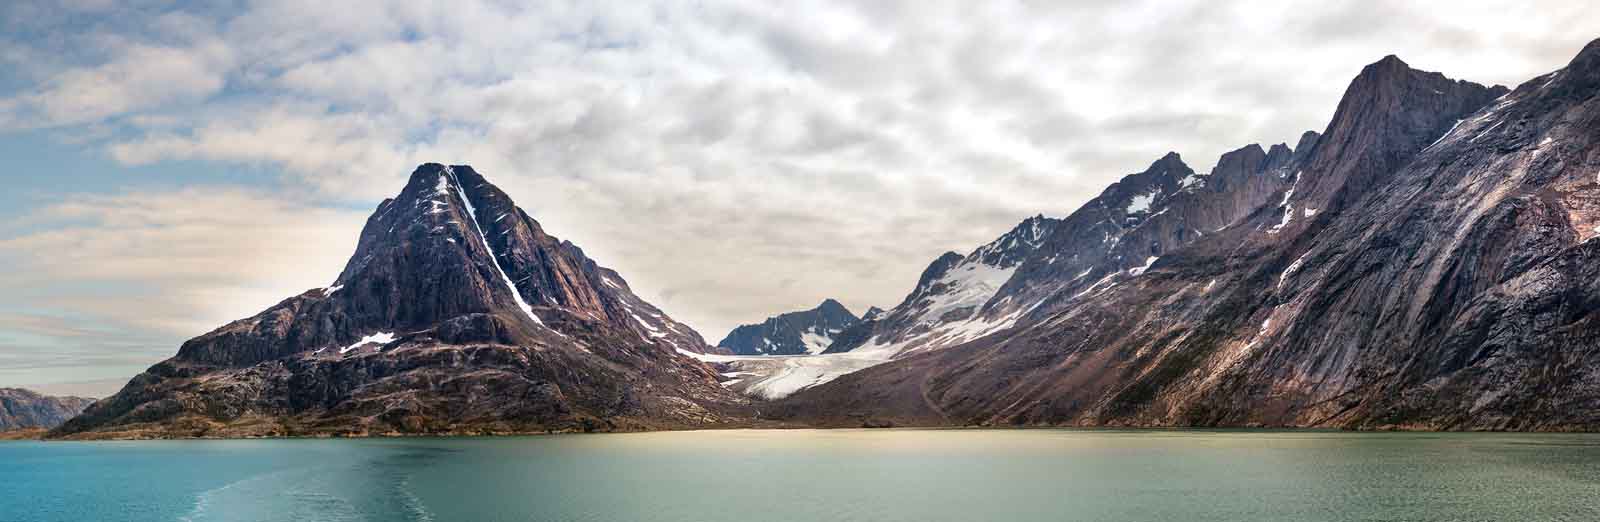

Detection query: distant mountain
xmin=775 ymin=40 xmax=1600 ymax=430
xmin=53 ymin=164 xmax=753 ymax=439
xmin=717 ymin=299 xmax=858 ymax=355
xmin=0 ymin=388 xmax=93 ymax=431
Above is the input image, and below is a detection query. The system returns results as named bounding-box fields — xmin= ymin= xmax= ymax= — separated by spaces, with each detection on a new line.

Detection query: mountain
xmin=772 ymin=40 xmax=1600 ymax=431
xmin=0 ymin=388 xmax=93 ymax=431
xmin=825 ymin=214 xmax=1061 ymax=356
xmin=51 ymin=164 xmax=754 ymax=439
xmin=717 ymin=299 xmax=858 ymax=355
xmin=714 ymin=132 xmax=1321 ymax=398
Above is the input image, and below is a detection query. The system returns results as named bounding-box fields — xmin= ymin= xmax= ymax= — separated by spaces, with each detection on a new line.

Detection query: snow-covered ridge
xmin=913 ymin=261 xmax=1015 ymax=325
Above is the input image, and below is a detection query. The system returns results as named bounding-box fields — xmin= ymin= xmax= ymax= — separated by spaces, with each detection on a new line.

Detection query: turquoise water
xmin=4 ymin=429 xmax=1600 ymax=521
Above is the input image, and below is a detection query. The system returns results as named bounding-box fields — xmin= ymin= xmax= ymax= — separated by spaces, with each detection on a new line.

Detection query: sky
xmin=0 ymin=0 xmax=1594 ymax=397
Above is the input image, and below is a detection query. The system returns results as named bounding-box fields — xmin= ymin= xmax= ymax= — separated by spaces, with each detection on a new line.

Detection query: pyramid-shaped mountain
xmin=53 ymin=164 xmax=753 ymax=438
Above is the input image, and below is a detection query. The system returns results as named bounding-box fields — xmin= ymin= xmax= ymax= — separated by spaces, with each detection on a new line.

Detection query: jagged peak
xmin=1208 ymin=143 xmax=1269 ymax=182
xmin=1294 ymin=130 xmax=1321 ymax=157
xmin=1550 ymin=37 xmax=1600 ymax=94
xmin=1568 ymin=37 xmax=1600 ymax=68
xmin=1147 ymin=151 xmax=1188 ymax=174
xmin=1289 ymin=52 xmax=1508 ymax=217
xmin=911 ymin=251 xmax=967 ymax=293
xmin=1373 ymin=54 xmax=1407 ymax=69
xmin=816 ymin=298 xmax=849 ymax=313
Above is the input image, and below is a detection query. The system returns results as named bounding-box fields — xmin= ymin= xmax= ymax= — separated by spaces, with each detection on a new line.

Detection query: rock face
xmin=774 ymin=41 xmax=1600 ymax=431
xmin=0 ymin=389 xmax=93 ymax=430
xmin=717 ymin=299 xmax=858 ymax=355
xmin=52 ymin=164 xmax=754 ymax=439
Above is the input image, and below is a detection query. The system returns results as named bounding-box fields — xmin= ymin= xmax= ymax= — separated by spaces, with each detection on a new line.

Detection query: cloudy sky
xmin=0 ymin=0 xmax=1593 ymax=396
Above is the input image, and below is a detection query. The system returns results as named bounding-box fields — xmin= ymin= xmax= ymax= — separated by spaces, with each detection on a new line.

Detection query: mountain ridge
xmin=769 ymin=43 xmax=1600 ymax=430
xmin=0 ymin=388 xmax=94 ymax=431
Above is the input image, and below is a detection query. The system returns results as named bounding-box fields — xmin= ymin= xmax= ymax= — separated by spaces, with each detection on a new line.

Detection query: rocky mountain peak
xmin=717 ymin=299 xmax=859 ymax=356
xmin=972 ymin=214 xmax=1061 ymax=268
xmin=1144 ymin=151 xmax=1191 ymax=184
xmin=1550 ymin=37 xmax=1600 ymax=95
xmin=175 ymin=162 xmax=716 ymax=368
xmin=1293 ymin=55 xmax=1509 ymax=216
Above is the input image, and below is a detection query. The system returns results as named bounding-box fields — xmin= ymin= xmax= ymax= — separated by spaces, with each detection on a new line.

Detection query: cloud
xmin=0 ymin=0 xmax=1595 ymax=386
xmin=0 ymin=188 xmax=367 ymax=338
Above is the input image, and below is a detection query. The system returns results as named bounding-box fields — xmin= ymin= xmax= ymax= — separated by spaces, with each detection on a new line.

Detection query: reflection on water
xmin=5 ymin=429 xmax=1600 ymax=522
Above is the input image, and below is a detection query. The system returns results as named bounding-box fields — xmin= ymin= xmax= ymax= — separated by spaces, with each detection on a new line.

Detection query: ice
xmin=800 ymin=329 xmax=833 ymax=355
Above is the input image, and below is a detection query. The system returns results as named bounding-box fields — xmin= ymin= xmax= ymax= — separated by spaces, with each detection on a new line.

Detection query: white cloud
xmin=0 ymin=188 xmax=368 ymax=337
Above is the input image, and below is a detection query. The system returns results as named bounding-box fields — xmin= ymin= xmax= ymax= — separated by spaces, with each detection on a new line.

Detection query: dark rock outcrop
xmin=0 ymin=388 xmax=93 ymax=430
xmin=52 ymin=164 xmax=754 ymax=439
xmin=717 ymin=299 xmax=858 ymax=355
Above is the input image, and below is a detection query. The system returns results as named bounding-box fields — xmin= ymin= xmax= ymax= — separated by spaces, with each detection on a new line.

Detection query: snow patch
xmin=1269 ymin=183 xmax=1298 ymax=233
xmin=800 ymin=330 xmax=833 ymax=355
xmin=1128 ymin=256 xmax=1159 ymax=276
xmin=1126 ymin=192 xmax=1155 ymax=214
xmin=631 ymin=311 xmax=667 ymax=338
xmin=340 ymin=332 xmax=395 ymax=354
xmin=914 ymin=261 xmax=1016 ymax=326
xmin=1424 ymin=119 xmax=1464 ymax=151
xmin=1279 ymin=252 xmax=1309 ymax=290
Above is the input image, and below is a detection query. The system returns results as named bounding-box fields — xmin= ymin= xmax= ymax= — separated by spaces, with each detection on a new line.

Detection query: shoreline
xmin=19 ymin=422 xmax=1600 ymax=442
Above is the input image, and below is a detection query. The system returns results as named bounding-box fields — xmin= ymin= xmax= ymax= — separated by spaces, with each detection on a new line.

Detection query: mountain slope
xmin=52 ymin=164 xmax=753 ymax=439
xmin=775 ymin=41 xmax=1600 ymax=431
xmin=704 ymin=134 xmax=1319 ymax=399
xmin=718 ymin=299 xmax=858 ymax=355
xmin=0 ymin=388 xmax=93 ymax=431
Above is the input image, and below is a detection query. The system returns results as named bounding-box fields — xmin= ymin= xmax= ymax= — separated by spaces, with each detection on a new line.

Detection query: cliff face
xmin=52 ymin=164 xmax=752 ymax=439
xmin=775 ymin=41 xmax=1600 ymax=431
xmin=0 ymin=388 xmax=93 ymax=431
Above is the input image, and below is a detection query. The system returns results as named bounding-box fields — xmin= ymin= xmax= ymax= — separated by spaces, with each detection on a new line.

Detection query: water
xmin=4 ymin=429 xmax=1599 ymax=522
